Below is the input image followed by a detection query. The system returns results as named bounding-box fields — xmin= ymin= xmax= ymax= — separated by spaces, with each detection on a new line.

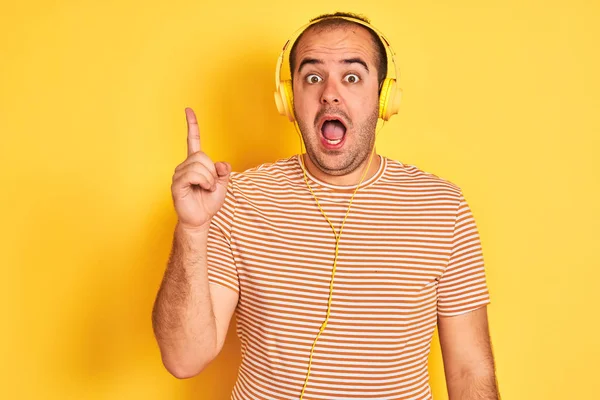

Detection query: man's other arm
xmin=438 ymin=306 xmax=500 ymax=399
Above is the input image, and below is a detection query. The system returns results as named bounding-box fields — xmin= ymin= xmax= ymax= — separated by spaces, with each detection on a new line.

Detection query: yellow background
xmin=1 ymin=0 xmax=599 ymax=399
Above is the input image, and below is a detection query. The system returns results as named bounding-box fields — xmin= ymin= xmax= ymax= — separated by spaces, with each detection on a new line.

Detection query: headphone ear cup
xmin=274 ymin=80 xmax=295 ymax=122
xmin=379 ymin=78 xmax=402 ymax=121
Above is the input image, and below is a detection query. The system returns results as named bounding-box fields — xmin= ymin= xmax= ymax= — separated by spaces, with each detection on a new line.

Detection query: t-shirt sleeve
xmin=206 ymin=180 xmax=239 ymax=294
xmin=437 ymin=193 xmax=491 ymax=317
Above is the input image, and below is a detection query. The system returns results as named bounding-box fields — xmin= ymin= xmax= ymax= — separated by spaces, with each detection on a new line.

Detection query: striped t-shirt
xmin=207 ymin=154 xmax=490 ymax=400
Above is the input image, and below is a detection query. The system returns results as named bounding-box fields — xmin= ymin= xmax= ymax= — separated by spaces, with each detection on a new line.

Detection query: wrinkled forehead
xmin=293 ymin=25 xmax=378 ymax=69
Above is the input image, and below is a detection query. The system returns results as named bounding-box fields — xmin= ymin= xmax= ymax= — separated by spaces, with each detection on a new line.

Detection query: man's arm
xmin=152 ymin=107 xmax=239 ymax=379
xmin=438 ymin=306 xmax=500 ymax=399
xmin=152 ymin=224 xmax=239 ymax=379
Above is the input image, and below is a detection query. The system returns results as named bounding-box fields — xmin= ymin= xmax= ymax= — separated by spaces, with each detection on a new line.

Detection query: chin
xmin=311 ymin=151 xmax=359 ymax=176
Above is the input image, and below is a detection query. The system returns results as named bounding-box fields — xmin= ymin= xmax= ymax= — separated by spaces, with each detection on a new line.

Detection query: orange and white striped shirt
xmin=207 ymin=155 xmax=490 ymax=400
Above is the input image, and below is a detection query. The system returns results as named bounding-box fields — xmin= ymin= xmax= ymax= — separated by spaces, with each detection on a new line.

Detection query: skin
xmin=151 ymin=108 xmax=238 ymax=378
xmin=439 ymin=307 xmax=500 ymax=399
xmin=292 ymin=25 xmax=382 ymax=186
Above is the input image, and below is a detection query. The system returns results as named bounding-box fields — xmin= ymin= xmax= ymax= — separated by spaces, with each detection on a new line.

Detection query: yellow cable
xmin=293 ymin=120 xmax=384 ymax=399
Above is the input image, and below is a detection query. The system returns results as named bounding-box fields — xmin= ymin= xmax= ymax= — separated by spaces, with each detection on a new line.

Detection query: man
xmin=152 ymin=12 xmax=500 ymax=400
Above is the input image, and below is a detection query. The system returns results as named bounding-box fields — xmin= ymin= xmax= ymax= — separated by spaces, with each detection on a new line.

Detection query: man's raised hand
xmin=171 ymin=108 xmax=231 ymax=231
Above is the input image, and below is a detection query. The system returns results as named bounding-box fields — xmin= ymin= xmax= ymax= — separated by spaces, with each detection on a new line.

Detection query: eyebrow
xmin=342 ymin=58 xmax=369 ymax=72
xmin=297 ymin=57 xmax=370 ymax=74
xmin=297 ymin=58 xmax=322 ymax=74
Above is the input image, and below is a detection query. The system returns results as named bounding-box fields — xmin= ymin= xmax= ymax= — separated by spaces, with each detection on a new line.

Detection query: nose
xmin=320 ymin=79 xmax=341 ymax=106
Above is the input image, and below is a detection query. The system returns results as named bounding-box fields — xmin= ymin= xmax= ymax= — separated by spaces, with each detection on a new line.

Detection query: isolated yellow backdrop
xmin=1 ymin=0 xmax=599 ymax=399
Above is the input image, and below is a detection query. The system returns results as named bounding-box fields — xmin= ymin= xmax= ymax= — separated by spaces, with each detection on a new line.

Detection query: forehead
xmin=293 ymin=25 xmax=377 ymax=65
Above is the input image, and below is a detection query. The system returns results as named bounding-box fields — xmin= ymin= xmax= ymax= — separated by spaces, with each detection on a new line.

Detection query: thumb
xmin=215 ymin=162 xmax=231 ymax=183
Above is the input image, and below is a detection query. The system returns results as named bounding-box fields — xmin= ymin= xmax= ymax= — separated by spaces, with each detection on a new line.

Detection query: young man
xmin=152 ymin=12 xmax=500 ymax=400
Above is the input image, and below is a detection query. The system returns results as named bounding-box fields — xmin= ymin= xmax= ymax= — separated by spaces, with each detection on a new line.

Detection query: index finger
xmin=185 ymin=107 xmax=201 ymax=156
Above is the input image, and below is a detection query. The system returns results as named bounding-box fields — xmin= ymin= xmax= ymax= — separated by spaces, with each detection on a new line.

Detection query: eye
xmin=306 ymin=74 xmax=323 ymax=84
xmin=344 ymin=74 xmax=360 ymax=84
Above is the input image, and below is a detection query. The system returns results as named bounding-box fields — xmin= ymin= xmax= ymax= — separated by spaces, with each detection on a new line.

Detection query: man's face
xmin=292 ymin=25 xmax=380 ymax=177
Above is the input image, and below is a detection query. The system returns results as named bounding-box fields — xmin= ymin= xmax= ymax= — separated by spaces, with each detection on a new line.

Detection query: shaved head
xmin=290 ymin=12 xmax=388 ymax=88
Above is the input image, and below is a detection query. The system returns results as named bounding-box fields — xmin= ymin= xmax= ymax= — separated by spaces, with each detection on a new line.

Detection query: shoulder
xmin=229 ymin=156 xmax=301 ymax=192
xmin=382 ymin=157 xmax=464 ymax=199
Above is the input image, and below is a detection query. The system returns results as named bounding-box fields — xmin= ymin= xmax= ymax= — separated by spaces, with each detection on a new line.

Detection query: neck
xmin=301 ymin=149 xmax=381 ymax=186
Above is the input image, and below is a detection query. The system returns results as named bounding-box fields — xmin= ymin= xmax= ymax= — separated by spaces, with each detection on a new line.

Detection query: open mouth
xmin=320 ymin=117 xmax=347 ymax=147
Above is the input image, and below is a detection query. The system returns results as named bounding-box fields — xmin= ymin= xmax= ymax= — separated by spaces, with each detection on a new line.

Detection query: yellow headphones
xmin=274 ymin=15 xmax=402 ymax=122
